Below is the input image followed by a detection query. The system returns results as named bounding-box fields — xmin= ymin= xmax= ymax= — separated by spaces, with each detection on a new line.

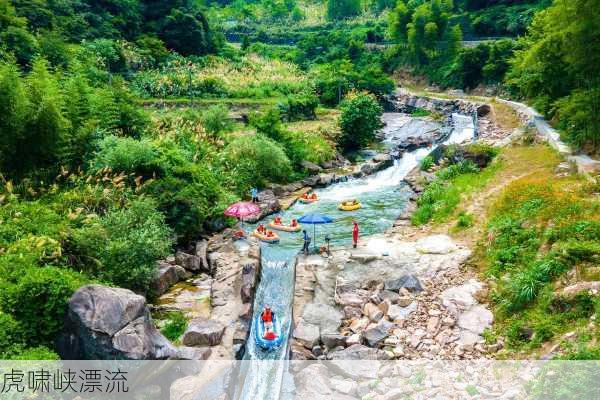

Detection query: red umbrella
xmin=224 ymin=202 xmax=261 ymax=231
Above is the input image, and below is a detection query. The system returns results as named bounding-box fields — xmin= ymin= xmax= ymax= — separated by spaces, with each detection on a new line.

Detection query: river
xmin=233 ymin=112 xmax=475 ymax=400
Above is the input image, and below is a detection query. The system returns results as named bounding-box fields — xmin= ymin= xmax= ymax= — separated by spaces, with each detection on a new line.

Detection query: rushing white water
xmin=234 ymin=113 xmax=475 ymax=400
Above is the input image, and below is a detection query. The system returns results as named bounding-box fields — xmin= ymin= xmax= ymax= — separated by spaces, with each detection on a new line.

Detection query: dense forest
xmin=0 ymin=0 xmax=598 ymax=359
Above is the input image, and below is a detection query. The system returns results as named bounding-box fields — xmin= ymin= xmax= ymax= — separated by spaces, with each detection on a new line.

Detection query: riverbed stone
xmin=294 ymin=321 xmax=320 ymax=349
xmin=457 ymin=305 xmax=493 ymax=335
xmin=364 ymin=302 xmax=384 ymax=322
xmin=176 ymin=251 xmax=201 ymax=272
xmin=174 ymin=346 xmax=211 ymax=360
xmin=301 ymin=303 xmax=343 ymax=334
xmin=363 ymin=324 xmax=389 ymax=347
xmin=378 ymin=290 xmax=400 ymax=304
xmin=301 ymin=160 xmax=323 ymax=175
xmin=151 ymin=262 xmax=180 ymax=296
xmin=384 ymin=275 xmax=423 ymax=293
xmin=388 ymin=302 xmax=417 ymax=321
xmin=182 ymin=319 xmax=225 ymax=347
xmin=321 ymin=333 xmax=347 ymax=349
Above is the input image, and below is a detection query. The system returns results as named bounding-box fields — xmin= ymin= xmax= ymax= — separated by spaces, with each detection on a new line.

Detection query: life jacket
xmin=311 ymin=193 xmax=317 ymax=199
xmin=261 ymin=308 xmax=272 ymax=322
xmin=291 ymin=220 xmax=297 ymax=227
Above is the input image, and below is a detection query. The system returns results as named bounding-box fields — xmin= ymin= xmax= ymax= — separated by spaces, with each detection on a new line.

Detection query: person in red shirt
xmin=261 ymin=307 xmax=276 ymax=340
xmin=352 ymin=221 xmax=359 ymax=248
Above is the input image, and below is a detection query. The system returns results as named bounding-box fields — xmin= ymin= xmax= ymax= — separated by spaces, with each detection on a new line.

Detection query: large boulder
xmin=415 ymin=235 xmax=457 ymax=254
xmin=176 ymin=251 xmax=202 ymax=272
xmin=182 ymin=319 xmax=225 ymax=347
xmin=151 ymin=262 xmax=180 ymax=296
xmin=301 ymin=160 xmax=323 ymax=175
xmin=58 ymin=285 xmax=176 ymax=359
xmin=384 ymin=275 xmax=423 ymax=293
xmin=293 ymin=321 xmax=320 ymax=349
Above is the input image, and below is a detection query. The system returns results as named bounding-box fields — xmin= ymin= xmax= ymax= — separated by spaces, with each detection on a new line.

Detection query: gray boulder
xmin=174 ymin=346 xmax=211 ymax=360
xmin=321 ymin=333 xmax=347 ymax=350
xmin=301 ymin=160 xmax=323 ymax=175
xmin=294 ymin=321 xmax=320 ymax=349
xmin=363 ymin=324 xmax=389 ymax=347
xmin=176 ymin=251 xmax=201 ymax=272
xmin=151 ymin=262 xmax=180 ymax=296
xmin=58 ymin=285 xmax=176 ymax=359
xmin=384 ymin=275 xmax=423 ymax=292
xmin=328 ymin=344 xmax=390 ymax=360
xmin=182 ymin=319 xmax=225 ymax=347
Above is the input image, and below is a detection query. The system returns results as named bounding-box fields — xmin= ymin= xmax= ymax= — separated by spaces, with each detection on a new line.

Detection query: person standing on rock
xmin=352 ymin=221 xmax=359 ymax=248
xmin=302 ymin=230 xmax=311 ymax=255
xmin=250 ymin=187 xmax=259 ymax=203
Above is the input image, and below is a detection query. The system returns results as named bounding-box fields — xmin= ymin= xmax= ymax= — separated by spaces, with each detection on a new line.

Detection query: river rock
xmin=363 ymin=324 xmax=389 ymax=347
xmin=329 ymin=344 xmax=390 ymax=360
xmin=151 ymin=262 xmax=180 ymax=296
xmin=58 ymin=285 xmax=176 ymax=359
xmin=182 ymin=319 xmax=225 ymax=347
xmin=378 ymin=290 xmax=400 ymax=304
xmin=176 ymin=251 xmax=201 ymax=272
xmin=295 ymin=364 xmax=332 ymax=398
xmin=195 ymin=240 xmax=209 ymax=271
xmin=388 ymin=302 xmax=417 ymax=321
xmin=384 ymin=275 xmax=423 ymax=293
xmin=301 ymin=303 xmax=343 ymax=334
xmin=440 ymin=279 xmax=483 ymax=315
xmin=301 ymin=160 xmax=323 ymax=175
xmin=457 ymin=305 xmax=493 ymax=335
xmin=321 ymin=333 xmax=347 ymax=349
xmin=415 ymin=235 xmax=457 ymax=254
xmin=317 ymin=173 xmax=335 ymax=186
xmin=364 ymin=302 xmax=384 ymax=322
xmin=174 ymin=346 xmax=211 ymax=360
xmin=343 ymin=305 xmax=363 ymax=319
xmin=294 ymin=321 xmax=320 ymax=349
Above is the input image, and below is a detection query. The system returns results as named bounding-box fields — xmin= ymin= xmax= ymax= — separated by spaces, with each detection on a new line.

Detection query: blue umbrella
xmin=298 ymin=213 xmax=334 ymax=251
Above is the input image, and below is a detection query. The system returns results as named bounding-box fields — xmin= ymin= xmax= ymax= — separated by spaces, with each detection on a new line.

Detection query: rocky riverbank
xmin=291 ymin=234 xmax=499 ymax=361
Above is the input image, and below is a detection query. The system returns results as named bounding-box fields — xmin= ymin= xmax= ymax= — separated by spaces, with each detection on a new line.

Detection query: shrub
xmin=0 ymin=267 xmax=88 ymax=346
xmin=436 ymin=160 xmax=479 ymax=180
xmin=70 ymin=198 xmax=172 ymax=293
xmin=89 ymin=136 xmax=162 ymax=178
xmin=420 ymin=155 xmax=434 ymax=171
xmin=8 ymin=346 xmax=59 ymax=360
xmin=160 ymin=311 xmax=188 ymax=342
xmin=278 ymin=93 xmax=319 ymax=122
xmin=411 ymin=107 xmax=431 ymax=117
xmin=221 ymin=134 xmax=293 ymax=192
xmin=339 ymin=91 xmax=383 ymax=151
xmin=0 ymin=312 xmax=24 ymax=357
xmin=456 ymin=212 xmax=474 ymax=229
xmin=201 ymin=104 xmax=233 ymax=138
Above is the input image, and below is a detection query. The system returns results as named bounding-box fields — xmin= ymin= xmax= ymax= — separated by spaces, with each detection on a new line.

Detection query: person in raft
xmin=291 ymin=219 xmax=298 ymax=227
xmin=257 ymin=224 xmax=266 ymax=234
xmin=274 ymin=216 xmax=282 ymax=225
xmin=352 ymin=221 xmax=359 ymax=248
xmin=261 ymin=307 xmax=276 ymax=340
xmin=310 ymin=192 xmax=317 ymax=199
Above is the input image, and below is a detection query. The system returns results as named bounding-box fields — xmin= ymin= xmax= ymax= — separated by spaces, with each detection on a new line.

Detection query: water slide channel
xmin=234 ymin=113 xmax=475 ymax=400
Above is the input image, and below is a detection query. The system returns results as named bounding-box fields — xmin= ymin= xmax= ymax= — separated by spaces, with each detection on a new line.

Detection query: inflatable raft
xmin=339 ymin=201 xmax=362 ymax=211
xmin=255 ymin=312 xmax=284 ymax=351
xmin=251 ymin=230 xmax=280 ymax=243
xmin=298 ymin=195 xmax=318 ymax=204
xmin=268 ymin=221 xmax=301 ymax=232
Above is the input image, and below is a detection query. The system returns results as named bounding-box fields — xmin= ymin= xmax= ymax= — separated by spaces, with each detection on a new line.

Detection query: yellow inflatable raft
xmin=268 ymin=221 xmax=301 ymax=232
xmin=252 ymin=230 xmax=280 ymax=243
xmin=338 ymin=201 xmax=362 ymax=211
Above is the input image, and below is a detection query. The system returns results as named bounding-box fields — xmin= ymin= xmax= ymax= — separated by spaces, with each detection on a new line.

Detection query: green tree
xmin=327 ymin=0 xmax=361 ymax=21
xmin=388 ymin=1 xmax=411 ymax=41
xmin=160 ymin=8 xmax=217 ymax=56
xmin=339 ymin=91 xmax=383 ymax=151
